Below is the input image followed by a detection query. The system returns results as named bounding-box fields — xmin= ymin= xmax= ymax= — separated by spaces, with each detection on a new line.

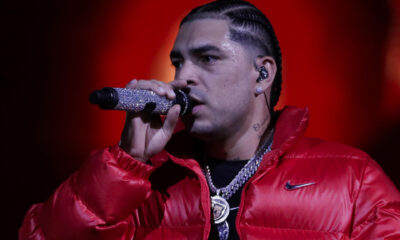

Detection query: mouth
xmin=189 ymin=94 xmax=203 ymax=104
xmin=189 ymin=93 xmax=205 ymax=106
xmin=188 ymin=95 xmax=205 ymax=115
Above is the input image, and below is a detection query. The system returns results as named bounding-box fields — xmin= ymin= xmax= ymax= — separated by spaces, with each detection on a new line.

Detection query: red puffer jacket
xmin=19 ymin=106 xmax=400 ymax=240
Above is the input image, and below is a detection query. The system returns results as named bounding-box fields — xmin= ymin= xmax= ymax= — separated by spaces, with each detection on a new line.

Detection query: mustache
xmin=185 ymin=87 xmax=207 ymax=104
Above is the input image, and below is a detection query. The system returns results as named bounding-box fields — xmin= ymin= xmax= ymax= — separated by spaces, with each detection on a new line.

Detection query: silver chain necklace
xmin=204 ymin=129 xmax=274 ymax=240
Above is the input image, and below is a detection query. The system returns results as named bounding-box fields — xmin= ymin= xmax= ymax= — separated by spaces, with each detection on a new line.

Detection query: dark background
xmin=2 ymin=0 xmax=400 ymax=239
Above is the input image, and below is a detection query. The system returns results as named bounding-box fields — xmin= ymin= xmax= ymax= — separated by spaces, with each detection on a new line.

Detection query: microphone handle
xmin=89 ymin=87 xmax=192 ymax=116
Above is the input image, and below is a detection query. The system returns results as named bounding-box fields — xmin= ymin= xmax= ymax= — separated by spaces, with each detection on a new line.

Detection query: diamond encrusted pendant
xmin=204 ymin=129 xmax=275 ymax=240
xmin=216 ymin=221 xmax=229 ymax=240
xmin=211 ymin=195 xmax=230 ymax=224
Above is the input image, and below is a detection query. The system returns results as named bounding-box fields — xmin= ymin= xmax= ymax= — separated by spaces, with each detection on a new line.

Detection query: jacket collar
xmin=272 ymin=106 xmax=309 ymax=159
xmin=150 ymin=106 xmax=310 ymax=169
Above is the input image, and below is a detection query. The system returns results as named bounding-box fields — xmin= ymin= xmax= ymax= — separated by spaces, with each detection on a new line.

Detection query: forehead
xmin=173 ymin=19 xmax=242 ymax=53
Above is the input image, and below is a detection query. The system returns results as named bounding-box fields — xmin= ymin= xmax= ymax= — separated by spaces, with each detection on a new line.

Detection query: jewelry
xmin=204 ymin=129 xmax=274 ymax=240
xmin=257 ymin=66 xmax=269 ymax=82
xmin=255 ymin=86 xmax=263 ymax=95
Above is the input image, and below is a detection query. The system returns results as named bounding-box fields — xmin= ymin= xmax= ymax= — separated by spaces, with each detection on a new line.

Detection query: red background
xmin=3 ymin=0 xmax=400 ymax=237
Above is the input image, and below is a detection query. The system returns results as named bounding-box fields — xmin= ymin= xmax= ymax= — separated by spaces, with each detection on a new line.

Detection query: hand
xmin=119 ymin=79 xmax=187 ymax=162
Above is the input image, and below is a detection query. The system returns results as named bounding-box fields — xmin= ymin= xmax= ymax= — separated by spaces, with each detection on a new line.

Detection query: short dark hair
xmin=180 ymin=0 xmax=282 ymax=119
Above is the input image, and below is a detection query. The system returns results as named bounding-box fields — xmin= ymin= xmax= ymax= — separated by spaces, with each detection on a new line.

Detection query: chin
xmin=182 ymin=117 xmax=217 ymax=140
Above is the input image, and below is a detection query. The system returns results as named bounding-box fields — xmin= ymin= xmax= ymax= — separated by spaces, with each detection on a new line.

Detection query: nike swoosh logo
xmin=285 ymin=181 xmax=316 ymax=191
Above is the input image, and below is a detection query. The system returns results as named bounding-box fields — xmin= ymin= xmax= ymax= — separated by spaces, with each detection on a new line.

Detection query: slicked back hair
xmin=180 ymin=0 xmax=282 ymax=120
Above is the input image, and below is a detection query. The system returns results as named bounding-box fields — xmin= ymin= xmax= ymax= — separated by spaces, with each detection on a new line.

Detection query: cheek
xmin=202 ymin=63 xmax=255 ymax=102
xmin=213 ymin=85 xmax=253 ymax=114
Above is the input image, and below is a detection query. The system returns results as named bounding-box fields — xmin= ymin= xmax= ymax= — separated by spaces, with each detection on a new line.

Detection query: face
xmin=170 ymin=19 xmax=259 ymax=140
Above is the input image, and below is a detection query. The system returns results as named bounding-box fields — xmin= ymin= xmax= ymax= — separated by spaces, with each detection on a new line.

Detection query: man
xmin=20 ymin=1 xmax=400 ymax=239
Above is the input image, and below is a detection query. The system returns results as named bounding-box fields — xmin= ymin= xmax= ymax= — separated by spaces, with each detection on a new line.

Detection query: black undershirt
xmin=207 ymin=159 xmax=249 ymax=240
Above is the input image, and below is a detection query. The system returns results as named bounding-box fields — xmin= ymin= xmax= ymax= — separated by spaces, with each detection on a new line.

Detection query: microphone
xmin=89 ymin=87 xmax=193 ymax=116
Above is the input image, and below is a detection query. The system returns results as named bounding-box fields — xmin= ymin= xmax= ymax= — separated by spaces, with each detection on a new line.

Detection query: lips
xmin=188 ymin=94 xmax=205 ymax=115
xmin=184 ymin=87 xmax=207 ymax=115
xmin=189 ymin=95 xmax=203 ymax=105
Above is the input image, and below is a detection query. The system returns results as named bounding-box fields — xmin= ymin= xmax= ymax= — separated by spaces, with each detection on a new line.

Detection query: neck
xmin=204 ymin=113 xmax=272 ymax=161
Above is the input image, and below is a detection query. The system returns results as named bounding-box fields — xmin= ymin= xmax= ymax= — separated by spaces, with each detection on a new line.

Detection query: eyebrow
xmin=170 ymin=44 xmax=222 ymax=59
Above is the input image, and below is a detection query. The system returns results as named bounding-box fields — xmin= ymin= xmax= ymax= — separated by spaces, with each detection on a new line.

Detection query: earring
xmin=257 ymin=66 xmax=269 ymax=82
xmin=255 ymin=86 xmax=263 ymax=95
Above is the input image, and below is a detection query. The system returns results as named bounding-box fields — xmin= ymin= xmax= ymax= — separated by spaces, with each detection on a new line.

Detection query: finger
xmin=161 ymin=104 xmax=181 ymax=139
xmin=126 ymin=79 xmax=177 ymax=99
xmin=151 ymin=80 xmax=176 ymax=99
xmin=170 ymin=79 xmax=188 ymax=89
xmin=134 ymin=80 xmax=173 ymax=98
xmin=126 ymin=79 xmax=138 ymax=88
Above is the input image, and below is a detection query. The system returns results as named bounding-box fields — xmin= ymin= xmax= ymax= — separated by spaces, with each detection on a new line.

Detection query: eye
xmin=171 ymin=59 xmax=183 ymax=69
xmin=200 ymin=55 xmax=218 ymax=64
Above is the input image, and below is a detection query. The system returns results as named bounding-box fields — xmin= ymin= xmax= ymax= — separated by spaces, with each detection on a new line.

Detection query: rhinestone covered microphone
xmin=89 ymin=87 xmax=193 ymax=116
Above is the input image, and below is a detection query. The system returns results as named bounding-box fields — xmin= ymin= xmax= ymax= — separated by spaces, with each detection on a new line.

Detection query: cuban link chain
xmin=204 ymin=129 xmax=274 ymax=240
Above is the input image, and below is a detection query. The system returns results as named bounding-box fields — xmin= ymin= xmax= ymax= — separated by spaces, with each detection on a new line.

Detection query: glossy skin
xmin=120 ymin=19 xmax=276 ymax=161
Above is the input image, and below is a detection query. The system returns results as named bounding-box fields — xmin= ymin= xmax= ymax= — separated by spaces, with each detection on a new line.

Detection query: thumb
xmin=162 ymin=104 xmax=181 ymax=139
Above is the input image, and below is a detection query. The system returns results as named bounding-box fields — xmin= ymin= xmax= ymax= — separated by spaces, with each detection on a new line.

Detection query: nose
xmin=175 ymin=61 xmax=198 ymax=86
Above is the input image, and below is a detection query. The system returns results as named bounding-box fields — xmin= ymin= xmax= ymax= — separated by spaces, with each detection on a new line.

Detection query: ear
xmin=254 ymin=56 xmax=277 ymax=95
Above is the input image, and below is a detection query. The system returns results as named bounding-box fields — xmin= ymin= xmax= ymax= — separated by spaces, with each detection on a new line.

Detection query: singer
xmin=19 ymin=1 xmax=400 ymax=240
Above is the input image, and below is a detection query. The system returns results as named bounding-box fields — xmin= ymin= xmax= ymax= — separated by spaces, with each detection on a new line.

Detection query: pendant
xmin=211 ymin=195 xmax=230 ymax=224
xmin=217 ymin=221 xmax=229 ymax=240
